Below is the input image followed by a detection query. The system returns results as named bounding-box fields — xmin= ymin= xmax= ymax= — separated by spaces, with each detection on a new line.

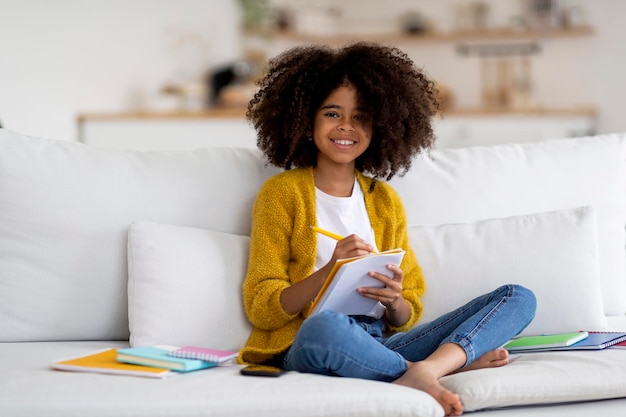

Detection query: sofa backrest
xmin=1 ymin=129 xmax=625 ymax=343
xmin=0 ymin=129 xmax=278 ymax=341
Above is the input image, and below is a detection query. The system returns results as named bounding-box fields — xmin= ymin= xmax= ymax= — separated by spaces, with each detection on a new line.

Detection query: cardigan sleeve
xmin=242 ymin=175 xmax=302 ymax=331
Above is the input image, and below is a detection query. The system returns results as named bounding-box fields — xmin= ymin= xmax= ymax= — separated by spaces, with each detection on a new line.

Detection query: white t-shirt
xmin=314 ymin=177 xmax=385 ymax=319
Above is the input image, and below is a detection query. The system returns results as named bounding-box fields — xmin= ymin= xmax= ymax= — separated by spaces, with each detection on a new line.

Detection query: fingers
xmin=367 ymin=264 xmax=403 ymax=287
xmin=357 ymin=264 xmax=404 ymax=308
xmin=333 ymin=234 xmax=375 ymax=259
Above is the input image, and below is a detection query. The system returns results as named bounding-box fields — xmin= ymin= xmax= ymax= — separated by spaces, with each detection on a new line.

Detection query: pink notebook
xmin=167 ymin=346 xmax=238 ymax=363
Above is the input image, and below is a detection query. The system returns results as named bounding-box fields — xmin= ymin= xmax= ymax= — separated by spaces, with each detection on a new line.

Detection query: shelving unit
xmin=77 ymin=24 xmax=597 ymax=151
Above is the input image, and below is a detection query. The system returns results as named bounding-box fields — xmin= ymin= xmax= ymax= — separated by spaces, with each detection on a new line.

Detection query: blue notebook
xmin=116 ymin=346 xmax=217 ymax=372
xmin=567 ymin=332 xmax=626 ymax=350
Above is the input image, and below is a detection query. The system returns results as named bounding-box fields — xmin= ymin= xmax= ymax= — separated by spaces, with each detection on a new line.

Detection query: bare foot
xmin=393 ymin=361 xmax=464 ymax=416
xmin=457 ymin=348 xmax=509 ymax=373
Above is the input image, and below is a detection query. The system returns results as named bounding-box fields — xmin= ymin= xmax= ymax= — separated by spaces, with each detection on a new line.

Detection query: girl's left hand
xmin=357 ymin=264 xmax=404 ymax=311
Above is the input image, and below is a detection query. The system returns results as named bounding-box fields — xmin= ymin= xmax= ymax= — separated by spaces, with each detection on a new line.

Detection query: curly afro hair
xmin=247 ymin=42 xmax=439 ymax=182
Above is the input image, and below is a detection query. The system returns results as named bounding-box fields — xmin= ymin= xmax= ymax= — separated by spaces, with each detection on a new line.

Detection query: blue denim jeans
xmin=283 ymin=284 xmax=536 ymax=381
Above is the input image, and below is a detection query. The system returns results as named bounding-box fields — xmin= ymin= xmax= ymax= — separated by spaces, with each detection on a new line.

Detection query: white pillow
xmin=127 ymin=221 xmax=252 ymax=350
xmin=441 ymin=350 xmax=626 ymax=411
xmin=392 ymin=135 xmax=626 ymax=315
xmin=409 ymin=206 xmax=606 ymax=337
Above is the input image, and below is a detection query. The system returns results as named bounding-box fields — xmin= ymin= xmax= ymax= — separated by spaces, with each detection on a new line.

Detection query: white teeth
xmin=334 ymin=140 xmax=355 ymax=145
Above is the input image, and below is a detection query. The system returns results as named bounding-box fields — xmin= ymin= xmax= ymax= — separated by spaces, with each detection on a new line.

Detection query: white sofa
xmin=2 ymin=128 xmax=626 ymax=417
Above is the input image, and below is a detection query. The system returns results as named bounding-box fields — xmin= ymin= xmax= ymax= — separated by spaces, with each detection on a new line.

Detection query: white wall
xmin=0 ymin=0 xmax=240 ymax=141
xmin=586 ymin=1 xmax=626 ymax=135
xmin=1 ymin=0 xmax=625 ymax=142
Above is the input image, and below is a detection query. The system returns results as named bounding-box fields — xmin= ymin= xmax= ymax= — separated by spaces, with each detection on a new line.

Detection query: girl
xmin=239 ymin=42 xmax=536 ymax=416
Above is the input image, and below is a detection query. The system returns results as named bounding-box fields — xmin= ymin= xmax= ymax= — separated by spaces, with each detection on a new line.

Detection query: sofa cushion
xmin=127 ymin=221 xmax=251 ymax=350
xmin=3 ymin=341 xmax=626 ymax=416
xmin=441 ymin=349 xmax=626 ymax=412
xmin=0 ymin=129 xmax=277 ymax=342
xmin=410 ymin=206 xmax=606 ymax=336
xmin=0 ymin=341 xmax=444 ymax=417
xmin=391 ymin=134 xmax=626 ymax=315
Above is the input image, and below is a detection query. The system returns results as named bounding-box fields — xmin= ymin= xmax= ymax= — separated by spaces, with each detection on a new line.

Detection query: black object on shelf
xmin=209 ymin=60 xmax=259 ymax=106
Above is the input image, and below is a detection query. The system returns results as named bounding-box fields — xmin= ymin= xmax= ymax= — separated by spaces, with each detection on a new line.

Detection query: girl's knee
xmin=511 ymin=284 xmax=537 ymax=309
xmin=506 ymin=284 xmax=537 ymax=325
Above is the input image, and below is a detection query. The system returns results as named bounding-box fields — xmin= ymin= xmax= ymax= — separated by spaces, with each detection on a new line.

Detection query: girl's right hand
xmin=330 ymin=234 xmax=375 ymax=263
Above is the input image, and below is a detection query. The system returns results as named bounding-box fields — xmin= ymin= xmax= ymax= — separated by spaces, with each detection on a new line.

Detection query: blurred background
xmin=1 ymin=0 xmax=624 ymax=149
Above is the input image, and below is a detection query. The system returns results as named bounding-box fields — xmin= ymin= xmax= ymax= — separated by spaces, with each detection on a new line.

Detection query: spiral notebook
xmin=306 ymin=248 xmax=406 ymax=317
xmin=167 ymin=346 xmax=239 ymax=364
xmin=577 ymin=331 xmax=626 ymax=350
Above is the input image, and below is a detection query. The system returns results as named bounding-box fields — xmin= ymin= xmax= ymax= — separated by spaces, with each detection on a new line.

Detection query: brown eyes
xmin=323 ymin=112 xmax=366 ymax=122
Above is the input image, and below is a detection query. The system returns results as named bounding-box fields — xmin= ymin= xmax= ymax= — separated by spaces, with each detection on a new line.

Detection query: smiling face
xmin=312 ymin=84 xmax=372 ymax=170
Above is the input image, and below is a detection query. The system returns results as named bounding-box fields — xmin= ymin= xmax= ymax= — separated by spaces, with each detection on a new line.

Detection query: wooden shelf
xmin=244 ymin=25 xmax=594 ymax=46
xmin=442 ymin=106 xmax=597 ymax=117
xmin=77 ymin=106 xmax=596 ymax=123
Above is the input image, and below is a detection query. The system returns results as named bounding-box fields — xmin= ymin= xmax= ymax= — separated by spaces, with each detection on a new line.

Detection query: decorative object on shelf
xmin=293 ymin=6 xmax=341 ymax=37
xmin=238 ymin=0 xmax=269 ymax=30
xmin=457 ymin=39 xmax=539 ymax=110
xmin=469 ymin=2 xmax=490 ymax=30
xmin=454 ymin=1 xmax=491 ymax=31
xmin=158 ymin=26 xmax=211 ymax=111
xmin=510 ymin=56 xmax=535 ymax=110
xmin=561 ymin=5 xmax=586 ymax=28
xmin=271 ymin=6 xmax=294 ymax=32
xmin=209 ymin=57 xmax=261 ymax=108
xmin=526 ymin=0 xmax=561 ymax=29
xmin=479 ymin=55 xmax=537 ymax=110
xmin=434 ymin=83 xmax=455 ymax=112
xmin=400 ymin=11 xmax=429 ymax=35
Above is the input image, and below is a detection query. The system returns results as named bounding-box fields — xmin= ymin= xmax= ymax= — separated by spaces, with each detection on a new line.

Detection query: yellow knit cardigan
xmin=239 ymin=167 xmax=425 ymax=364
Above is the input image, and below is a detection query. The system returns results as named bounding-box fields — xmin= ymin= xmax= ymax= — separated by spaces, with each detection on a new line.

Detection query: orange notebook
xmin=51 ymin=348 xmax=173 ymax=379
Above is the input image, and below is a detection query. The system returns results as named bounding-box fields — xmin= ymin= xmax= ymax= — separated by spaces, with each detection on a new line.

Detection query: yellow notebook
xmin=306 ymin=248 xmax=405 ymax=317
xmin=51 ymin=348 xmax=173 ymax=379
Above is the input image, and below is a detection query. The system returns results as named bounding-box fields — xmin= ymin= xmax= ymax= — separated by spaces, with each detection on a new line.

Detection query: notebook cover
xmin=167 ymin=346 xmax=238 ymax=363
xmin=51 ymin=348 xmax=173 ymax=378
xmin=504 ymin=332 xmax=589 ymax=352
xmin=308 ymin=249 xmax=405 ymax=316
xmin=117 ymin=346 xmax=217 ymax=372
xmin=571 ymin=332 xmax=626 ymax=350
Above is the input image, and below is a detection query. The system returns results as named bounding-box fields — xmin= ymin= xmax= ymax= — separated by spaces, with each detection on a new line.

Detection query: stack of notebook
xmin=51 ymin=346 xmax=239 ymax=378
xmin=504 ymin=331 xmax=626 ymax=353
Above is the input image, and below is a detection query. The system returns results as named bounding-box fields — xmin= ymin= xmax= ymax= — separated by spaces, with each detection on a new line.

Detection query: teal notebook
xmin=117 ymin=346 xmax=217 ymax=372
xmin=503 ymin=331 xmax=589 ymax=352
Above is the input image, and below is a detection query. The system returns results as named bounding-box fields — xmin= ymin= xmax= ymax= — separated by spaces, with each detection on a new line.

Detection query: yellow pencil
xmin=311 ymin=226 xmax=345 ymax=241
